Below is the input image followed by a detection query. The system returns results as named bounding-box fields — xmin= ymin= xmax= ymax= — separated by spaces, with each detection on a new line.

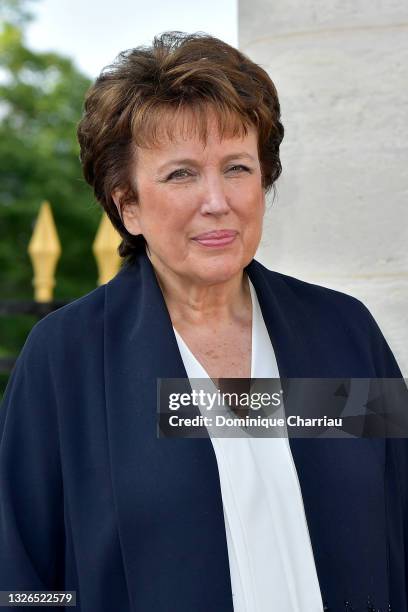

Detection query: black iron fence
xmin=0 ymin=201 xmax=121 ymax=381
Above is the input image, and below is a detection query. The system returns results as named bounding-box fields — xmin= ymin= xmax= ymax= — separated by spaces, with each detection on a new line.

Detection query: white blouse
xmin=173 ymin=278 xmax=324 ymax=612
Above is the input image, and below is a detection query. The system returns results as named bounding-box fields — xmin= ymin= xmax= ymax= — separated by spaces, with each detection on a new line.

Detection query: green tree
xmin=0 ymin=0 xmax=100 ymax=391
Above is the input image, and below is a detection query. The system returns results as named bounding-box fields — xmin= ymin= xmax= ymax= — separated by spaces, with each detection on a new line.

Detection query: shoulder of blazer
xmin=15 ymin=280 xmax=107 ymax=375
xmin=22 ymin=257 xmax=401 ymax=379
xmin=249 ymin=258 xmax=374 ymax=330
xmin=29 ymin=257 xmax=369 ymax=338
xmin=14 ymin=260 xmax=136 ymax=375
xmin=35 ymin=285 xmax=104 ymax=330
xmin=249 ymin=260 xmax=402 ymax=378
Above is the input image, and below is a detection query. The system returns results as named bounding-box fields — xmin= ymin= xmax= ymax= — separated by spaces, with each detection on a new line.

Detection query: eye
xmin=166 ymin=168 xmax=193 ymax=181
xmin=227 ymin=164 xmax=251 ymax=174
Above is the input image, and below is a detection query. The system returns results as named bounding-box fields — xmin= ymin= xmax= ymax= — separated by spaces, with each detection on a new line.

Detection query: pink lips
xmin=192 ymin=229 xmax=238 ymax=247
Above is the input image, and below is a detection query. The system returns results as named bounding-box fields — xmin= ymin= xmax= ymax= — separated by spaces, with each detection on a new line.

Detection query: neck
xmin=148 ymin=253 xmax=251 ymax=327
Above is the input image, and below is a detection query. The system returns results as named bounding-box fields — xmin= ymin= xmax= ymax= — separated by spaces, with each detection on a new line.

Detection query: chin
xmin=191 ymin=255 xmax=246 ymax=285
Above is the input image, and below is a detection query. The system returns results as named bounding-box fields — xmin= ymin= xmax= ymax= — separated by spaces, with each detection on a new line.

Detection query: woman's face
xmin=115 ymin=111 xmax=265 ymax=286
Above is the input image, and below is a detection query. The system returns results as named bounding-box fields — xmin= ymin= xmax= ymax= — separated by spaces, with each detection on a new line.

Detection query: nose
xmin=199 ymin=173 xmax=231 ymax=216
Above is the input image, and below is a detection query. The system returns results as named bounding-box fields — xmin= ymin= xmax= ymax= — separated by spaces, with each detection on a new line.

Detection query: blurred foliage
xmin=0 ymin=0 xmax=102 ymax=394
xmin=0 ymin=0 xmax=37 ymax=26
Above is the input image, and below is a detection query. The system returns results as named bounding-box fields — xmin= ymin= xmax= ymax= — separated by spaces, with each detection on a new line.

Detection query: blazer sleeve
xmin=339 ymin=293 xmax=404 ymax=379
xmin=365 ymin=305 xmax=404 ymax=379
xmin=362 ymin=302 xmax=408 ymax=600
xmin=0 ymin=319 xmax=65 ymax=600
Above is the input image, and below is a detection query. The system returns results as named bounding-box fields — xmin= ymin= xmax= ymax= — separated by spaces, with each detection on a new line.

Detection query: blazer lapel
xmin=246 ymin=259 xmax=389 ymax=610
xmin=103 ymin=253 xmax=234 ymax=610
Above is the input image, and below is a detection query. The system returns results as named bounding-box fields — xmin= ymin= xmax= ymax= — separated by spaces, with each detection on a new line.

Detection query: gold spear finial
xmin=92 ymin=212 xmax=122 ymax=285
xmin=27 ymin=201 xmax=61 ymax=303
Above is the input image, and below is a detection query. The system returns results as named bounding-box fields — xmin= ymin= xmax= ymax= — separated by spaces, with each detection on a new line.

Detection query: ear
xmin=111 ymin=188 xmax=142 ymax=236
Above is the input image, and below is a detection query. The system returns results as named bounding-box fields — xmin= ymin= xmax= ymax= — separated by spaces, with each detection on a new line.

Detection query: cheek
xmin=137 ymin=188 xmax=176 ymax=230
xmin=241 ymin=189 xmax=265 ymax=223
xmin=141 ymin=197 xmax=193 ymax=247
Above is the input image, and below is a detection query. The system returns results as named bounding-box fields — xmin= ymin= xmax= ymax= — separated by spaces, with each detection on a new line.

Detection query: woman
xmin=0 ymin=31 xmax=406 ymax=612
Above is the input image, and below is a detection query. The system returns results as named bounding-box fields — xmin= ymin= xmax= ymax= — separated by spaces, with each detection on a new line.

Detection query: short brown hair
xmin=77 ymin=31 xmax=284 ymax=262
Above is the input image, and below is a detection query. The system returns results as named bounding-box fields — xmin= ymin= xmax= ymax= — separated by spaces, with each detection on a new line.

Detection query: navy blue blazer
xmin=0 ymin=251 xmax=406 ymax=612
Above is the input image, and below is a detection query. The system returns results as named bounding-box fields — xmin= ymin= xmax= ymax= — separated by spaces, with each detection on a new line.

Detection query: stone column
xmin=239 ymin=0 xmax=408 ymax=374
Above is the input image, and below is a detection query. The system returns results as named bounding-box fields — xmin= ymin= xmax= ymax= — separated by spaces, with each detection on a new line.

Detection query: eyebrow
xmin=157 ymin=152 xmax=256 ymax=172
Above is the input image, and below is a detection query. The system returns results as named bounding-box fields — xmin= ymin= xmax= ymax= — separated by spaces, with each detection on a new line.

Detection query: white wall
xmin=239 ymin=0 xmax=408 ymax=374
